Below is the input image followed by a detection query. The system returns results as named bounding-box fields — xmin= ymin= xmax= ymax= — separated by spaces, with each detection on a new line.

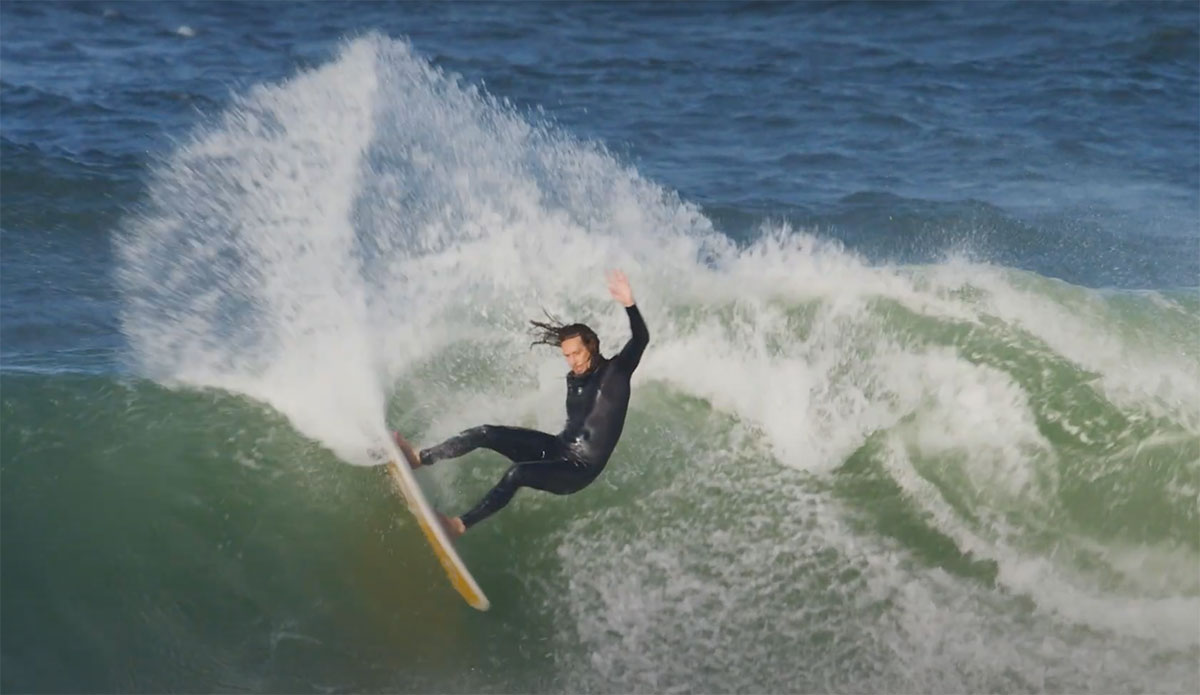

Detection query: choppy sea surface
xmin=2 ymin=2 xmax=1197 ymax=693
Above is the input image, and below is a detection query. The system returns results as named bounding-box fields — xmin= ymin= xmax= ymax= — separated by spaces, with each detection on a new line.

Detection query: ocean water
xmin=2 ymin=2 xmax=1198 ymax=693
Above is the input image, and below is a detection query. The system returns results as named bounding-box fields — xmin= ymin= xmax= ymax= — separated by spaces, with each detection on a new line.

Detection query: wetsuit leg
xmin=419 ymin=425 xmax=561 ymax=466
xmin=459 ymin=459 xmax=596 ymax=529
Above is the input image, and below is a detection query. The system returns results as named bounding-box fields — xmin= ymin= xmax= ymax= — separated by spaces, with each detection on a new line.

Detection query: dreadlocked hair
xmin=529 ymin=309 xmax=601 ymax=359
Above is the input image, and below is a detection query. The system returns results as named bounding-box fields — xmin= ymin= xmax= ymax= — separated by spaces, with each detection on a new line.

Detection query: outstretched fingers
xmin=606 ymin=269 xmax=634 ymax=307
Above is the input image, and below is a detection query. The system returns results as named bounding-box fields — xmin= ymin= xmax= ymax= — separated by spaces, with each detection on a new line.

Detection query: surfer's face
xmin=561 ymin=335 xmax=592 ymax=375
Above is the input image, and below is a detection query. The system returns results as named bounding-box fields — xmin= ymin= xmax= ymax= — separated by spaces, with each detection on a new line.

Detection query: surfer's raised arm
xmin=608 ymin=269 xmax=648 ymax=372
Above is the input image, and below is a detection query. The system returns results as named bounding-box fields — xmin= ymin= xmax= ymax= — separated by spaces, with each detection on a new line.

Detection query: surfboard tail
xmin=385 ymin=452 xmax=491 ymax=611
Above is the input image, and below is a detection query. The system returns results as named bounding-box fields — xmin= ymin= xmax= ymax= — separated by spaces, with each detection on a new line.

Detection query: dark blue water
xmin=5 ymin=1 xmax=1198 ymax=375
xmin=3 ymin=2 xmax=1198 ymax=693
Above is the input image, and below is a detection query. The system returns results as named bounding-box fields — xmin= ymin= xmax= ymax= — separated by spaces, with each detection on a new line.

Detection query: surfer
xmin=397 ymin=270 xmax=648 ymax=538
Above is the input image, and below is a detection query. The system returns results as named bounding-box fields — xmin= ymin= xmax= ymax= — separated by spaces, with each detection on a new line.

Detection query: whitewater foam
xmin=116 ymin=33 xmax=1199 ymax=693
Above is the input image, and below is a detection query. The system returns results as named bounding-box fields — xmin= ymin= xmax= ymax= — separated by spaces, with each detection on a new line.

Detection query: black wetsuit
xmin=419 ymin=305 xmax=649 ymax=528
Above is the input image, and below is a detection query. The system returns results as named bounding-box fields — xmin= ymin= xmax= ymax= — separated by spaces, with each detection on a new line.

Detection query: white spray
xmin=117 ymin=33 xmax=1198 ymax=691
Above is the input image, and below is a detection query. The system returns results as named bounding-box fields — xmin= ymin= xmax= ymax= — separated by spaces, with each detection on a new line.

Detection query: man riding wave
xmin=395 ymin=270 xmax=649 ymax=538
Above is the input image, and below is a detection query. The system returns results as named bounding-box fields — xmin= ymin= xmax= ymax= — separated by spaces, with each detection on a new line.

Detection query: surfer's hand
xmin=607 ymin=269 xmax=635 ymax=307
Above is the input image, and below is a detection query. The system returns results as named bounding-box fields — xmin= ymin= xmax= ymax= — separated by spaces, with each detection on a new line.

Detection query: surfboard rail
xmin=384 ymin=437 xmax=490 ymax=611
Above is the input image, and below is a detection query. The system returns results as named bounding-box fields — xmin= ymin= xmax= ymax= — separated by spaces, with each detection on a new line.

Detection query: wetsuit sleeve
xmin=615 ymin=304 xmax=649 ymax=373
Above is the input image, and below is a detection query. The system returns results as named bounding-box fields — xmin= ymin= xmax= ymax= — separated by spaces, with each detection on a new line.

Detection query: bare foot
xmin=438 ymin=513 xmax=466 ymax=540
xmin=391 ymin=431 xmax=423 ymax=469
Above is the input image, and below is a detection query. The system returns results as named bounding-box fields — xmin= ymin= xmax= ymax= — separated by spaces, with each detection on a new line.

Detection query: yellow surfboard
xmin=385 ymin=433 xmax=490 ymax=611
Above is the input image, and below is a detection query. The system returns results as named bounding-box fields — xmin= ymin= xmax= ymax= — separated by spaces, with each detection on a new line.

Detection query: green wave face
xmin=7 ymin=267 xmax=1197 ymax=692
xmin=26 ymin=33 xmax=1185 ymax=694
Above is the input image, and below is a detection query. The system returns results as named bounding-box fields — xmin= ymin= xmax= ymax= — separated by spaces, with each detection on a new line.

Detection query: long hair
xmin=529 ymin=309 xmax=601 ymax=360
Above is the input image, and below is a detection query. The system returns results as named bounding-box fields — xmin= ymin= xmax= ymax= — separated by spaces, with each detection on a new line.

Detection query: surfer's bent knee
xmin=498 ymin=464 xmax=523 ymax=489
